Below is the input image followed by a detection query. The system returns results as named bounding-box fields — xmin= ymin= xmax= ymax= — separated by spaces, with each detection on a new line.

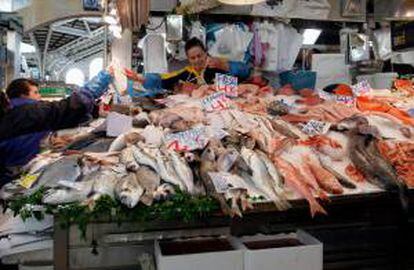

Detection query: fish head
xmin=118 ymin=187 xmax=141 ymax=208
xmin=201 ymin=146 xmax=216 ymax=162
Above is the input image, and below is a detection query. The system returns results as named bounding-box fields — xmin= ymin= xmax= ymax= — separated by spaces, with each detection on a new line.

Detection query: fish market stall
xmin=2 ymin=78 xmax=414 ymax=269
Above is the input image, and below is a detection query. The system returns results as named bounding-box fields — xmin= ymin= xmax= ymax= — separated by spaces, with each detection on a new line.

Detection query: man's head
xmin=6 ymin=78 xmax=41 ymax=100
xmin=185 ymin=37 xmax=207 ymax=72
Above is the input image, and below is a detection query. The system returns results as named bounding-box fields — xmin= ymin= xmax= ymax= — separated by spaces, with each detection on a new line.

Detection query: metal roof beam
xmin=51 ymin=25 xmax=91 ymax=37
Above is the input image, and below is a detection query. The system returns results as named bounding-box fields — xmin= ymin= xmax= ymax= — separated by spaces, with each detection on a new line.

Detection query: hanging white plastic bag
xmin=374 ymin=28 xmax=392 ymax=61
xmin=209 ymin=24 xmax=253 ymax=61
xmin=143 ymin=34 xmax=168 ymax=74
xmin=190 ymin=21 xmax=206 ymax=45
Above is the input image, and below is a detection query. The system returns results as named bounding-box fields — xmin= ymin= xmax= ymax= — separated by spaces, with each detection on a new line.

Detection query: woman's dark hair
xmin=0 ymin=91 xmax=10 ymax=118
xmin=185 ymin=37 xmax=206 ymax=54
xmin=6 ymin=78 xmax=39 ymax=99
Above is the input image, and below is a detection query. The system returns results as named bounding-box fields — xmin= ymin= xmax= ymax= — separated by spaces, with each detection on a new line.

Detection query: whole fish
xmin=303 ymin=154 xmax=344 ymax=195
xmin=349 ymin=131 xmax=408 ymax=208
xmin=273 ymin=157 xmax=327 ymax=217
xmin=120 ymin=146 xmax=140 ymax=172
xmin=109 ymin=132 xmax=144 ymax=152
xmin=132 ymin=144 xmax=158 ymax=171
xmin=168 ymin=150 xmax=195 ymax=194
xmin=22 ymin=153 xmax=61 ymax=175
xmin=241 ymin=148 xmax=289 ymax=211
xmin=199 ymin=146 xmax=233 ymax=216
xmin=42 ymin=180 xmax=94 ymax=205
xmin=316 ymin=155 xmax=356 ymax=189
xmin=115 ymin=172 xmax=144 ymax=208
xmin=135 ymin=166 xmax=160 ymax=206
xmin=89 ymin=170 xmax=120 ymax=200
xmin=155 ymin=151 xmax=186 ymax=191
xmin=255 ymin=150 xmax=291 ymax=209
xmin=34 ymin=155 xmax=82 ymax=189
xmin=217 ymin=148 xmax=239 ymax=172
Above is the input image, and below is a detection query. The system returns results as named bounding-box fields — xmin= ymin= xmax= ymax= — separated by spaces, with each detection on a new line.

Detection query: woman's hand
xmin=123 ymin=68 xmax=145 ymax=83
xmin=206 ymin=57 xmax=230 ymax=71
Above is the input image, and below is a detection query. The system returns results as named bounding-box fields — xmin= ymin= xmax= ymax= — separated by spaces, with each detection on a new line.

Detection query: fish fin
xmin=231 ymin=197 xmax=243 ymax=218
xmin=140 ymin=193 xmax=154 ymax=206
xmin=310 ymin=200 xmax=327 ymax=217
xmin=318 ymin=190 xmax=330 ymax=202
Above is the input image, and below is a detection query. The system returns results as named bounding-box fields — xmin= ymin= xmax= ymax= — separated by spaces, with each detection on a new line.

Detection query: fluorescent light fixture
xmin=20 ymin=42 xmax=36 ymax=53
xmin=302 ymin=29 xmax=322 ymax=45
xmin=218 ymin=0 xmax=265 ymax=5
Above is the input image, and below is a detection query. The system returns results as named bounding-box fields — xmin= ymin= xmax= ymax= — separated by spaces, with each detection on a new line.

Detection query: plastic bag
xmin=190 ymin=21 xmax=206 ymax=45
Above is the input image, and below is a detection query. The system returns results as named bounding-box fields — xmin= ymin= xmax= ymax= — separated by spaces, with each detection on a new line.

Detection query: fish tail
xmin=231 ymin=198 xmax=243 ymax=218
xmin=309 ymin=200 xmax=327 ymax=217
xmin=398 ymin=182 xmax=409 ymax=213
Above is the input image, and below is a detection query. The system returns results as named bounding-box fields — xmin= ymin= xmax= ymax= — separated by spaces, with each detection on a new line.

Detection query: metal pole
xmin=103 ymin=0 xmax=109 ymax=67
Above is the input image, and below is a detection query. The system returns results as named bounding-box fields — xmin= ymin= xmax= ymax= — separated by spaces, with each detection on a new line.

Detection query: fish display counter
xmin=1 ymin=79 xmax=414 ymax=269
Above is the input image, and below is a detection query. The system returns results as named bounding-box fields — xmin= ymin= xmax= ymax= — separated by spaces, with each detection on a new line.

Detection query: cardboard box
xmin=235 ymin=230 xmax=322 ymax=270
xmin=155 ymin=236 xmax=243 ymax=270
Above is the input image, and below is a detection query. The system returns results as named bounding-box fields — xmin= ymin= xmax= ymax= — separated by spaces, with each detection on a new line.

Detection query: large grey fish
xmin=135 ymin=166 xmax=160 ymax=206
xmin=199 ymin=146 xmax=233 ymax=216
xmin=349 ymin=130 xmax=408 ymax=208
xmin=115 ymin=172 xmax=144 ymax=208
xmin=34 ymin=155 xmax=82 ymax=189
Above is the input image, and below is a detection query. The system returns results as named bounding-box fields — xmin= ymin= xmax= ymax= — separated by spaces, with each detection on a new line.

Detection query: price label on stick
xmin=216 ymin=73 xmax=238 ymax=97
xmin=351 ymin=80 xmax=372 ymax=96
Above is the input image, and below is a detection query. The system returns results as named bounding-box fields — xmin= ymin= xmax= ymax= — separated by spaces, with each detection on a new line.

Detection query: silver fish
xmin=241 ymin=147 xmax=290 ymax=211
xmin=155 ymin=151 xmax=185 ymax=191
xmin=132 ymin=144 xmax=158 ymax=171
xmin=42 ymin=181 xmax=94 ymax=205
xmin=90 ymin=170 xmax=120 ymax=200
xmin=136 ymin=166 xmax=160 ymax=206
xmin=115 ymin=172 xmax=144 ymax=208
xmin=168 ymin=150 xmax=195 ymax=194
xmin=120 ymin=146 xmax=140 ymax=172
xmin=34 ymin=155 xmax=82 ymax=189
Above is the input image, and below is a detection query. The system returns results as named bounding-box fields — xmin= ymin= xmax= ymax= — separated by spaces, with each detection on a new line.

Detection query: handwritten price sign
xmin=164 ymin=127 xmax=209 ymax=152
xmin=201 ymin=91 xmax=231 ymax=112
xmin=351 ymin=80 xmax=372 ymax=96
xmin=302 ymin=120 xmax=331 ymax=136
xmin=216 ymin=73 xmax=238 ymax=97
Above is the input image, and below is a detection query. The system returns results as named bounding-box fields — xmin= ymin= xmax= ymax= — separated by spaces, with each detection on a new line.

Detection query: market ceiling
xmin=22 ymin=17 xmax=105 ymax=68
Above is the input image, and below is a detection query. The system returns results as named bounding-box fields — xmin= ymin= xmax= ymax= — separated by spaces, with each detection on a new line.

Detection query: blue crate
xmin=279 ymin=70 xmax=317 ymax=91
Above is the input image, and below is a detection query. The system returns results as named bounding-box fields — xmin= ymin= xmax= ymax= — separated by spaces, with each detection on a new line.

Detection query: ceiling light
xmin=218 ymin=0 xmax=266 ymax=5
xmin=302 ymin=29 xmax=322 ymax=45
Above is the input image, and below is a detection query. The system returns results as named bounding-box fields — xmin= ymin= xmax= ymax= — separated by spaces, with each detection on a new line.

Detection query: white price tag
xmin=302 ymin=120 xmax=331 ymax=136
xmin=201 ymin=91 xmax=231 ymax=112
xmin=106 ymin=112 xmax=133 ymax=137
xmin=164 ymin=127 xmax=209 ymax=152
xmin=351 ymin=80 xmax=371 ymax=96
xmin=216 ymin=73 xmax=238 ymax=97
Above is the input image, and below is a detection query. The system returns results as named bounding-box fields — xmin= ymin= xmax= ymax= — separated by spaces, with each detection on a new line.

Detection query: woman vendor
xmin=124 ymin=37 xmax=251 ymax=96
